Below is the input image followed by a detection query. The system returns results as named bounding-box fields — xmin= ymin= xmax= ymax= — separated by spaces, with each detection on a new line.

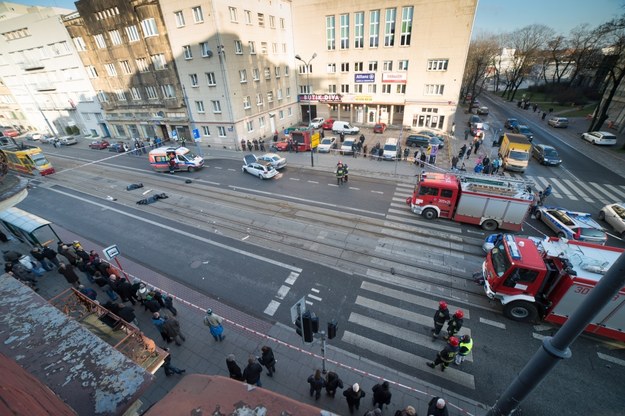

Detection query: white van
xmin=382 ymin=137 xmax=400 ymax=160
xmin=332 ymin=120 xmax=360 ymax=135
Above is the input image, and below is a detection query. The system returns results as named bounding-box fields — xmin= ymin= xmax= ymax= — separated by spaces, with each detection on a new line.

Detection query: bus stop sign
xmin=103 ymin=244 xmax=120 ymax=260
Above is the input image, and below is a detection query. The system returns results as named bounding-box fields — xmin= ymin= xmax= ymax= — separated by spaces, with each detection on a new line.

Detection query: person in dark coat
xmin=163 ymin=294 xmax=178 ymax=316
xmin=78 ymin=285 xmax=97 ymax=300
xmin=427 ymin=337 xmax=459 ymax=372
xmin=58 ymin=243 xmax=78 ymax=265
xmin=446 ymin=310 xmax=464 ymax=339
xmin=162 ymin=316 xmax=186 ymax=345
xmin=307 ymin=369 xmax=326 ymax=400
xmin=243 ymin=355 xmax=263 ymax=387
xmin=30 ymin=247 xmax=54 ymax=271
xmin=372 ymin=380 xmax=392 ymax=410
xmin=116 ymin=303 xmax=138 ymax=326
xmin=152 ymin=312 xmax=171 ymax=342
xmin=42 ymin=245 xmax=61 ymax=268
xmin=427 ymin=397 xmax=449 ymax=416
xmin=58 ymin=263 xmax=80 ymax=288
xmin=144 ymin=294 xmax=161 ymax=313
xmin=117 ymin=279 xmax=135 ymax=304
xmin=343 ymin=383 xmax=365 ymax=414
xmin=162 ymin=348 xmax=185 ymax=376
xmin=226 ymin=354 xmax=244 ymax=381
xmin=259 ymin=346 xmax=276 ymax=377
xmin=325 ymin=371 xmax=344 ymax=397
xmin=432 ymin=300 xmax=450 ymax=339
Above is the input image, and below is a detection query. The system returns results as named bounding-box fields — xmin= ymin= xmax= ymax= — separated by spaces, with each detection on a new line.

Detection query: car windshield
xmin=30 ymin=154 xmax=50 ymax=167
xmin=184 ymin=151 xmax=198 ymax=160
xmin=384 ymin=144 xmax=397 ymax=151
xmin=519 ymin=127 xmax=530 ymax=133
xmin=612 ymin=205 xmax=625 ymax=219
xmin=579 ymin=227 xmax=607 ymax=238
xmin=268 ymin=155 xmax=280 ymax=161
xmin=491 ymin=246 xmax=511 ymax=277
xmin=509 ymin=151 xmax=529 ymax=161
xmin=344 ymin=140 xmax=354 ymax=147
xmin=544 ymin=148 xmax=559 ymax=157
xmin=321 ymin=138 xmax=332 ymax=144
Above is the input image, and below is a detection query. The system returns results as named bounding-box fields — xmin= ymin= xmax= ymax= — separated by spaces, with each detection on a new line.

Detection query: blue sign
xmin=171 ymin=130 xmax=178 ymax=138
xmin=355 ymin=73 xmax=376 ymax=83
xmin=192 ymin=128 xmax=200 ymax=139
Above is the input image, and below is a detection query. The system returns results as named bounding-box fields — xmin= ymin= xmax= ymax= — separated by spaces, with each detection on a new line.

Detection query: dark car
xmin=89 ymin=140 xmax=110 ymax=149
xmin=512 ymin=125 xmax=534 ymax=142
xmin=405 ymin=134 xmax=431 ymax=148
xmin=373 ymin=123 xmax=387 ymax=133
xmin=505 ymin=118 xmax=519 ymax=129
xmin=108 ymin=142 xmax=127 ymax=152
xmin=416 ymin=130 xmax=445 ymax=148
xmin=468 ymin=115 xmax=481 ymax=126
xmin=532 ymin=144 xmax=562 ymax=166
xmin=476 ymin=106 xmax=489 ymax=115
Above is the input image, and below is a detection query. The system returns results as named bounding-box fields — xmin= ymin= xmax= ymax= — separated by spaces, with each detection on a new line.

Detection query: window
xmin=425 ymin=84 xmax=445 ymax=95
xmin=86 ymin=65 xmax=98 ymax=78
xmin=202 ymin=126 xmax=210 ymax=136
xmin=97 ymin=90 xmax=108 ymax=102
xmin=326 ymin=16 xmax=335 ymax=50
xmin=399 ymin=60 xmax=408 ymax=70
xmin=252 ymin=68 xmax=260 ymax=80
xmin=354 ymin=62 xmax=363 ymax=72
xmin=261 ymin=42 xmax=268 ymax=54
xmin=120 ymin=60 xmax=132 ymax=74
xmin=383 ymin=60 xmax=393 ymax=71
xmin=114 ymin=125 xmax=125 ymax=136
xmin=367 ymin=84 xmax=377 ymax=93
xmin=190 ymin=73 xmax=199 ymax=86
xmin=340 ymin=14 xmax=349 ymax=49
xmin=243 ymin=96 xmax=251 ymax=109
xmin=369 ymin=61 xmax=378 ymax=71
xmin=427 ymin=59 xmax=449 ymax=71
xmin=161 ymin=85 xmax=176 ymax=98
xmin=286 ymin=87 xmax=290 ymax=97
xmin=249 ymin=41 xmax=256 ymax=54
xmin=259 ymin=116 xmax=265 ymax=128
xmin=183 ymin=45 xmax=193 ymax=59
xmin=246 ymin=120 xmax=254 ymax=132
xmin=354 ymin=12 xmax=364 ymax=48
xmin=136 ymin=58 xmax=149 ymax=72
xmin=174 ymin=11 xmax=185 ymax=27
xmin=244 ymin=10 xmax=252 ymax=24
xmin=327 ymin=63 xmax=336 ymax=73
xmin=115 ymin=90 xmax=126 ymax=101
xmin=299 ymin=84 xmax=310 ymax=94
xmin=285 ymin=66 xmax=290 ymax=76
xmin=275 ymin=66 xmax=280 ymax=78
xmin=212 ymin=100 xmax=222 ymax=113
xmin=218 ymin=126 xmax=226 ymax=137
xmin=279 ymin=110 xmax=284 ymax=119
xmin=264 ymin=67 xmax=271 ymax=79
xmin=229 ymin=7 xmax=237 ymax=22
xmin=396 ymin=84 xmax=406 ymax=93
xmin=341 ymin=84 xmax=349 ymax=93
xmin=200 ymin=42 xmax=210 ymax=57
xmin=94 ymin=34 xmax=106 ymax=49
xmin=193 ymin=6 xmax=204 ymax=23
xmin=234 ymin=40 xmax=243 ymax=54
xmin=258 ymin=13 xmax=264 ymax=27
xmin=341 ymin=62 xmax=349 ymax=72
xmin=369 ymin=10 xmax=380 ymax=47
xmin=269 ymin=15 xmax=275 ymax=28
xmin=151 ymin=54 xmax=167 ymax=70
xmin=104 ymin=63 xmax=117 ymax=76
xmin=239 ymin=69 xmax=247 ymax=82
xmin=126 ymin=25 xmax=140 ymax=42
xmin=108 ymin=30 xmax=122 ymax=45
xmin=267 ymin=91 xmax=273 ymax=102
xmin=206 ymin=72 xmax=216 ymax=85
xmin=400 ymin=6 xmax=413 ymax=46
xmin=277 ymin=88 xmax=283 ymax=100
xmin=130 ymin=87 xmax=141 ymax=100
xmin=141 ymin=18 xmax=158 ymax=37
xmin=328 ymin=84 xmax=337 ymax=93
xmin=354 ymin=84 xmax=363 ymax=93
xmin=272 ymin=43 xmax=278 ymax=53
xmin=384 ymin=8 xmax=396 ymax=46
xmin=288 ymin=107 xmax=293 ymax=117
xmin=196 ymin=101 xmax=205 ymax=113
xmin=256 ymin=93 xmax=263 ymax=106
xmin=73 ymin=36 xmax=86 ymax=51
xmin=145 ymin=86 xmax=158 ymax=99
xmin=280 ymin=18 xmax=285 ymax=29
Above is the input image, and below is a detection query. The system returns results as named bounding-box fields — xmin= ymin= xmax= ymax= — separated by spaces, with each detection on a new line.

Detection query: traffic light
xmin=295 ymin=311 xmax=314 ymax=342
xmin=311 ymin=314 xmax=319 ymax=333
xmin=327 ymin=320 xmax=338 ymax=339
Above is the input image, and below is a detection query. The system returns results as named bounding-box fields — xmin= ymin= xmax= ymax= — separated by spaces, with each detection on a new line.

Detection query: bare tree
xmin=566 ymin=25 xmax=603 ymax=87
xmin=461 ymin=33 xmax=501 ymax=105
xmin=538 ymin=35 xmax=574 ymax=85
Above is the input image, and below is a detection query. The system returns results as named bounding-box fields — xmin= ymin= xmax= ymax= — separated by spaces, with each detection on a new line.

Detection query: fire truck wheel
xmin=422 ymin=208 xmax=438 ymax=220
xmin=503 ymin=300 xmax=538 ymax=322
xmin=481 ymin=219 xmax=498 ymax=231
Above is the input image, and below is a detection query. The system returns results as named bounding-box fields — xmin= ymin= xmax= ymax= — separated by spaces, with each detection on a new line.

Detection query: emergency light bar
xmin=505 ymin=234 xmax=522 ymax=260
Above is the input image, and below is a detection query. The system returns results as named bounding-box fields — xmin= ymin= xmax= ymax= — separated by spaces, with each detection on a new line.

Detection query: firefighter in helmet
xmin=431 ymin=300 xmax=450 ymax=339
xmin=445 ymin=309 xmax=464 ymax=339
xmin=427 ymin=336 xmax=459 ymax=372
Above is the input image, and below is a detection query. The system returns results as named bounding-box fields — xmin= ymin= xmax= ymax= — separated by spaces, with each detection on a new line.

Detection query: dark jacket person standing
xmin=259 ymin=346 xmax=276 ymax=377
xmin=432 ymin=300 xmax=450 ymax=338
xmin=372 ymin=381 xmax=392 ymax=410
xmin=226 ymin=354 xmax=244 ymax=381
xmin=343 ymin=383 xmax=365 ymax=414
xmin=243 ymin=355 xmax=263 ymax=387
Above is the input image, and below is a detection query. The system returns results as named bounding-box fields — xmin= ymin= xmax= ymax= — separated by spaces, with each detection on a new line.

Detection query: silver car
xmin=599 ymin=202 xmax=625 ymax=239
xmin=257 ymin=153 xmax=287 ymax=170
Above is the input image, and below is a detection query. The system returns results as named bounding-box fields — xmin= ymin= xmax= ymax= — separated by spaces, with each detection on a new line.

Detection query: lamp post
xmin=295 ymin=53 xmax=317 ymax=167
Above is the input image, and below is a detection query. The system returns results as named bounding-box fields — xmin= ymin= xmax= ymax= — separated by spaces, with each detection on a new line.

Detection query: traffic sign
xmin=290 ymin=296 xmax=307 ymax=323
xmin=311 ymin=132 xmax=320 ymax=149
xmin=192 ymin=128 xmax=200 ymax=139
xmin=171 ymin=130 xmax=178 ymax=138
xmin=103 ymin=244 xmax=120 ymax=260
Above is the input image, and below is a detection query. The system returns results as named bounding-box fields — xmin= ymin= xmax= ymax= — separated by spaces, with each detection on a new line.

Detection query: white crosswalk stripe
xmin=604 ymin=184 xmax=625 ymax=201
xmin=562 ymin=179 xmax=594 ymax=203
xmin=589 ymin=182 xmax=621 ymax=202
xmin=549 ymin=178 xmax=577 ymax=201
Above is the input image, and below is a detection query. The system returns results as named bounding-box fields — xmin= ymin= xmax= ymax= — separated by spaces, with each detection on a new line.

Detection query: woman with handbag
xmin=258 ymin=346 xmax=276 ymax=377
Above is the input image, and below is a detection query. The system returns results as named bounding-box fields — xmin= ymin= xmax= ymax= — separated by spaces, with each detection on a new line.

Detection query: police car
xmin=535 ymin=207 xmax=607 ymax=245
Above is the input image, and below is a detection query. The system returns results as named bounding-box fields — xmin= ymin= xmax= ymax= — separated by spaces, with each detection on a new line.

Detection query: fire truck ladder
xmin=455 ymin=171 xmax=535 ymax=189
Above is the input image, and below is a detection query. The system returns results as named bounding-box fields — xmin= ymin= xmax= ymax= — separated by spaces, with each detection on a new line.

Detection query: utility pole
xmin=295 ymin=53 xmax=317 ymax=167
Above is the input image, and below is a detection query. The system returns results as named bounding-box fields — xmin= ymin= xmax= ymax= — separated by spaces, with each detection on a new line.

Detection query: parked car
xmin=373 ymin=123 xmax=387 ymax=133
xmin=58 ymin=135 xmax=78 ymax=145
xmin=340 ymin=138 xmax=355 ymax=155
xmin=405 ymin=134 xmax=431 ymax=148
xmin=532 ymin=144 xmax=561 ymax=166
xmin=599 ymin=202 xmax=625 ymax=239
xmin=468 ymin=115 xmax=481 ymax=126
xmin=512 ymin=125 xmax=534 ymax=142
xmin=2 ymin=128 xmax=19 ymax=137
xmin=548 ymin=117 xmax=569 ymax=128
xmin=428 ymin=136 xmax=444 ymax=149
xmin=535 ymin=206 xmax=607 ymax=245
xmin=332 ymin=120 xmax=359 ymax=135
xmin=24 ymin=132 xmax=45 ymax=141
xmin=476 ymin=106 xmax=489 ymax=115
xmin=504 ymin=118 xmax=519 ymax=129
xmin=581 ymin=131 xmax=617 ymax=146
xmin=108 ymin=142 xmax=127 ymax=152
xmin=321 ymin=118 xmax=335 ymax=130
xmin=317 ymin=137 xmax=337 ymax=153
xmin=272 ymin=139 xmax=289 ymax=151
xmin=242 ymin=154 xmax=278 ymax=179
xmin=257 ymin=153 xmax=287 ymax=170
xmin=310 ymin=117 xmax=325 ymax=129
xmin=89 ymin=140 xmax=110 ymax=149
xmin=469 ymin=99 xmax=480 ymax=109
xmin=416 ymin=130 xmax=445 ymax=148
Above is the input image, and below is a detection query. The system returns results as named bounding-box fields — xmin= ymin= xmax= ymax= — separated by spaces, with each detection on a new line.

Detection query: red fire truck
xmin=291 ymin=130 xmax=312 ymax=152
xmin=405 ymin=172 xmax=534 ymax=231
xmin=482 ymin=234 xmax=625 ymax=341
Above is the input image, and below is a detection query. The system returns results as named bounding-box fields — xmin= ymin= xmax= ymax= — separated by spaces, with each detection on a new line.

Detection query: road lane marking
xmin=532 ymin=333 xmax=547 ymax=340
xmin=307 ymin=180 xmax=319 ymax=184
xmin=371 ymin=190 xmax=384 ymax=194
xmin=604 ymin=184 xmax=625 ymax=200
xmin=276 ymin=285 xmax=290 ymax=299
xmin=285 ymin=272 xmax=299 ymax=285
xmin=597 ymin=352 xmax=625 ymax=367
xmin=264 ymin=300 xmax=280 ymax=316
xmin=289 ymin=178 xmax=301 ymax=181
xmin=307 ymin=294 xmax=322 ymax=301
xmin=310 ymin=287 xmax=320 ymax=293
xmin=562 ymin=179 xmax=594 ymax=203
xmin=479 ymin=317 xmax=506 ymax=329
xmin=589 ymin=182 xmax=620 ymax=201
xmin=550 ymin=178 xmax=577 ymax=201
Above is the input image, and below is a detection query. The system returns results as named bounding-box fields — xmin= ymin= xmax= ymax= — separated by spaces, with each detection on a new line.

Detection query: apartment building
xmin=0 ymin=78 xmax=30 ymax=132
xmin=0 ymin=2 xmax=104 ymax=137
xmin=63 ymin=0 xmax=187 ymax=141
xmin=160 ymin=0 xmax=298 ymax=148
xmin=292 ymin=0 xmax=478 ymax=132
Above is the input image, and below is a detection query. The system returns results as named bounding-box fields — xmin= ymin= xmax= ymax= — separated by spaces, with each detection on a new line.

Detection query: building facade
xmin=292 ymin=0 xmax=478 ymax=133
xmin=159 ymin=0 xmax=299 ymax=148
xmin=63 ymin=0 xmax=187 ymax=142
xmin=0 ymin=3 xmax=104 ymax=137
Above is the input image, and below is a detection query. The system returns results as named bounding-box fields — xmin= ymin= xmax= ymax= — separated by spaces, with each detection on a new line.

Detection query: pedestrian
xmin=403 ymin=147 xmax=409 ymax=161
xmin=203 ymin=308 xmax=225 ymax=341
xmin=372 ymin=380 xmax=392 ymax=410
xmin=541 ymin=184 xmax=553 ymax=205
xmin=30 ymin=247 xmax=54 ymax=271
xmin=466 ymin=144 xmax=473 ymax=159
xmin=364 ymin=409 xmax=382 ymax=416
xmin=143 ymin=293 xmax=161 ymax=313
xmin=432 ymin=300 xmax=450 ymax=339
xmin=351 ymin=141 xmax=357 ymax=158
xmin=307 ymin=369 xmax=326 ymax=400
xmin=320 ymin=129 xmax=325 ymax=139
xmin=168 ymin=154 xmax=176 ymax=174
xmin=58 ymin=243 xmax=78 ymax=265
xmin=162 ymin=293 xmax=178 ymax=316
xmin=378 ymin=146 xmax=384 ymax=161
xmin=359 ymin=133 xmax=365 ymax=146
xmin=363 ymin=144 xmax=368 ymax=158
xmin=394 ymin=405 xmax=417 ymax=416
xmin=343 ymin=383 xmax=365 ymax=414
xmin=116 ymin=303 xmax=139 ymax=327
xmin=325 ymin=370 xmax=344 ymax=397
xmin=473 ymin=138 xmax=481 ymax=153
xmin=243 ymin=355 xmax=263 ymax=387
xmin=78 ymin=284 xmax=97 ymax=300
xmin=162 ymin=315 xmax=186 ymax=345
xmin=340 ymin=132 xmax=345 ymax=143
xmin=152 ymin=312 xmax=172 ymax=342
xmin=427 ymin=336 xmax=459 ymax=372
xmin=542 ymin=111 xmax=547 ymax=120
xmin=464 ymin=128 xmax=469 ymax=140
xmin=451 ymin=155 xmax=459 ymax=170
xmin=42 ymin=244 xmax=61 ymax=268
xmin=162 ymin=348 xmax=186 ymax=376
xmin=419 ymin=151 xmax=426 ymax=167
xmin=446 ymin=309 xmax=464 ymax=339
xmin=58 ymin=263 xmax=81 ymax=288
xmin=491 ymin=157 xmax=501 ymax=174
xmin=226 ymin=354 xmax=244 ymax=381
xmin=258 ymin=345 xmax=276 ymax=377
xmin=414 ymin=149 xmax=421 ymax=165
xmin=454 ymin=334 xmax=473 ymax=365
xmin=93 ymin=271 xmax=118 ymax=300
xmin=427 ymin=397 xmax=449 ymax=416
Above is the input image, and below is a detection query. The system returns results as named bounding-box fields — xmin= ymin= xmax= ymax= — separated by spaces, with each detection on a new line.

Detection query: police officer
xmin=427 ymin=336 xmax=459 ymax=372
xmin=431 ymin=301 xmax=450 ymax=339
xmin=454 ymin=334 xmax=473 ymax=365
xmin=445 ymin=309 xmax=464 ymax=339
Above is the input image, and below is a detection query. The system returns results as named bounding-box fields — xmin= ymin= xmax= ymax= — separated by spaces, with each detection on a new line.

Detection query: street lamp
xmin=295 ymin=53 xmax=317 ymax=167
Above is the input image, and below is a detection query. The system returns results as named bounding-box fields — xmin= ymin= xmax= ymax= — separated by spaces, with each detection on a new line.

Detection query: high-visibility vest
xmin=458 ymin=338 xmax=473 ymax=356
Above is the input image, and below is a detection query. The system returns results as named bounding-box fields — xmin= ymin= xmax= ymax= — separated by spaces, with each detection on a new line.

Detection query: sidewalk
xmin=3 ymin=224 xmax=487 ymax=415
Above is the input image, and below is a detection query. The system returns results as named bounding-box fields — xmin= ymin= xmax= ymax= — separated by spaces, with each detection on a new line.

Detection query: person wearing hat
xmin=203 ymin=308 xmax=225 ymax=341
xmin=431 ymin=300 xmax=450 ymax=339
xmin=445 ymin=310 xmax=464 ymax=339
xmin=343 ymin=382 xmax=365 ymax=414
xmin=454 ymin=334 xmax=473 ymax=365
xmin=427 ymin=397 xmax=449 ymax=416
xmin=427 ymin=337 xmax=459 ymax=372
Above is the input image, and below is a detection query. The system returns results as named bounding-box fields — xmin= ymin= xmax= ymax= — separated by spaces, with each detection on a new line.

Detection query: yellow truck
xmin=499 ymin=133 xmax=531 ymax=173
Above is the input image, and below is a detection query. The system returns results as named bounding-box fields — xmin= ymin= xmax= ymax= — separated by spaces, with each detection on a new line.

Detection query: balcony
xmin=35 ymin=83 xmax=56 ymax=92
xmin=19 ymin=59 xmax=45 ymax=71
